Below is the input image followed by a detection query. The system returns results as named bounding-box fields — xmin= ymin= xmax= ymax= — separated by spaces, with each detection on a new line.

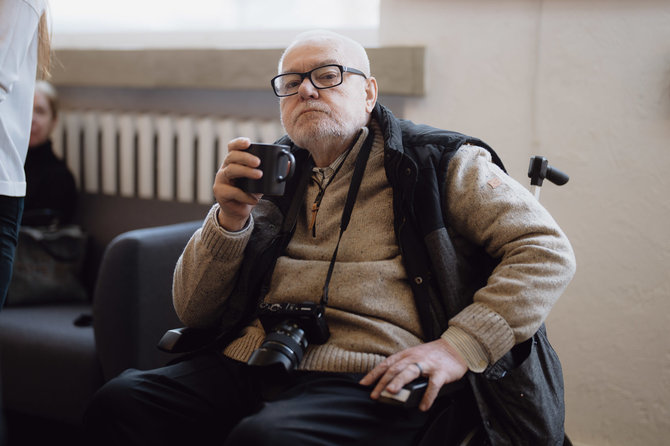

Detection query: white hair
xmin=278 ymin=30 xmax=371 ymax=76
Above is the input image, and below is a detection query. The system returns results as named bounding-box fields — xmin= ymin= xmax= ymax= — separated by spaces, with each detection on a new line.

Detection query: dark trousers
xmin=84 ymin=352 xmax=437 ymax=446
xmin=0 ymin=195 xmax=23 ymax=308
xmin=0 ymin=195 xmax=22 ymax=446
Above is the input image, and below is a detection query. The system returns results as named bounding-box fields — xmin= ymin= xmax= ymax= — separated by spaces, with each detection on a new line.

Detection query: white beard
xmin=282 ymin=102 xmax=364 ymax=155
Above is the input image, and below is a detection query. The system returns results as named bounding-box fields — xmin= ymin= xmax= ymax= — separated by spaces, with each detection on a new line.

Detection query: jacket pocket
xmin=469 ymin=324 xmax=565 ymax=446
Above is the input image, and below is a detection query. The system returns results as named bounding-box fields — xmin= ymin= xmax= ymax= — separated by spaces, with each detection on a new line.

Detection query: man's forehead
xmin=280 ymin=41 xmax=348 ymax=72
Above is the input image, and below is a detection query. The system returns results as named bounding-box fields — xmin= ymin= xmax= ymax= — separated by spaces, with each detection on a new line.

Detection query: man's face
xmin=278 ymin=41 xmax=374 ymax=151
xmin=29 ymin=91 xmax=56 ymax=148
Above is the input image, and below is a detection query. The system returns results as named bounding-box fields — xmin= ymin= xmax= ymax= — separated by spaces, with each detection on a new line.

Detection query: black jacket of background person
xmin=22 ymin=140 xmax=77 ymax=226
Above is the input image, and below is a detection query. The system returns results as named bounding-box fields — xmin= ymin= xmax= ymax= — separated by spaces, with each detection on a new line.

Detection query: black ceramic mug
xmin=236 ymin=143 xmax=296 ymax=196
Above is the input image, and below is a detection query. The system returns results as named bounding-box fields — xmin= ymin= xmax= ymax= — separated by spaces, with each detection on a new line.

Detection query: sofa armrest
xmin=92 ymin=220 xmax=202 ymax=381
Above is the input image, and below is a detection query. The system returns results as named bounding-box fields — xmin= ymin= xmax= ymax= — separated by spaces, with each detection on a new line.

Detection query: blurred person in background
xmin=0 ymin=0 xmax=51 ymax=308
xmin=22 ymin=80 xmax=77 ymax=227
xmin=0 ymin=1 xmax=51 ymax=443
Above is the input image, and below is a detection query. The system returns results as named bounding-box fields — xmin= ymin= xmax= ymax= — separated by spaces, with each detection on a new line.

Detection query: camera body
xmin=257 ymin=301 xmax=330 ymax=344
xmin=247 ymin=301 xmax=330 ymax=373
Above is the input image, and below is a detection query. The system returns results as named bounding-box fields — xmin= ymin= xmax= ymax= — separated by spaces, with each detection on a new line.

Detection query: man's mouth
xmin=299 ymin=108 xmax=326 ymax=116
xmin=297 ymin=101 xmax=329 ymax=116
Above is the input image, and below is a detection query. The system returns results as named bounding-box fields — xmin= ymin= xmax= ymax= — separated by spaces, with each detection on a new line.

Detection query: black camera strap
xmin=320 ymin=129 xmax=375 ymax=307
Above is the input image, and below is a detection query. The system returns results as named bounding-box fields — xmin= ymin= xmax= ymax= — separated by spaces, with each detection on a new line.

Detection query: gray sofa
xmin=0 ymin=195 xmax=206 ymax=443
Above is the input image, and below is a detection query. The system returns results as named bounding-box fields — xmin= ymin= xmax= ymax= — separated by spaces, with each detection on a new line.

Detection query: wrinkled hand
xmin=359 ymin=338 xmax=468 ymax=412
xmin=213 ymin=137 xmax=264 ymax=231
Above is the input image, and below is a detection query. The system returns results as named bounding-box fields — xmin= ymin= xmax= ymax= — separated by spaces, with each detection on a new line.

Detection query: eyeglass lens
xmin=274 ymin=65 xmax=343 ymax=96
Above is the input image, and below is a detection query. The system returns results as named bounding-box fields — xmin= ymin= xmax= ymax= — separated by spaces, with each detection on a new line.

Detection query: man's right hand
xmin=213 ymin=137 xmax=264 ymax=232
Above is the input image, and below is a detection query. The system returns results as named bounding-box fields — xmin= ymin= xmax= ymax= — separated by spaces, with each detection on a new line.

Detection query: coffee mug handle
xmin=277 ymin=149 xmax=296 ymax=182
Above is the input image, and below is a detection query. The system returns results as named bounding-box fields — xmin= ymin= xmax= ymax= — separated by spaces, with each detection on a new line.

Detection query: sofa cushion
xmin=0 ymin=303 xmax=103 ymax=425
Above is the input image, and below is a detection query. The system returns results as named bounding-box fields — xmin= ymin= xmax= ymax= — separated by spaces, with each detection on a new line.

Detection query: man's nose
xmin=298 ymin=76 xmax=319 ymax=99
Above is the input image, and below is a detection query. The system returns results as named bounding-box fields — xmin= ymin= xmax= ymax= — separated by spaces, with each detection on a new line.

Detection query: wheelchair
xmin=156 ymin=156 xmax=571 ymax=446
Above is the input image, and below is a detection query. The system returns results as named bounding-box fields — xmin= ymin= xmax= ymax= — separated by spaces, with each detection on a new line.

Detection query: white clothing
xmin=0 ymin=0 xmax=46 ymax=196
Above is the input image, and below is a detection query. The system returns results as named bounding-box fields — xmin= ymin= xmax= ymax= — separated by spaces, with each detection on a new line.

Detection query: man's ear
xmin=364 ymin=77 xmax=378 ymax=113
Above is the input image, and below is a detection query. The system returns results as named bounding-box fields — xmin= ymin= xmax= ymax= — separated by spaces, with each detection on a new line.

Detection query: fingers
xmin=362 ymin=358 xmax=444 ymax=412
xmin=227 ymin=136 xmax=251 ymax=152
xmin=359 ymin=339 xmax=470 ymax=412
xmin=360 ymin=354 xmax=424 ymax=400
xmin=212 ymin=137 xmax=263 ymax=231
xmin=358 ymin=359 xmax=388 ymax=387
xmin=218 ymin=137 xmax=262 ymax=187
xmin=418 ymin=372 xmax=445 ymax=412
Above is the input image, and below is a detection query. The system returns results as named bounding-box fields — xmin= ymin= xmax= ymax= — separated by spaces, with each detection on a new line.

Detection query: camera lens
xmin=247 ymin=321 xmax=308 ymax=373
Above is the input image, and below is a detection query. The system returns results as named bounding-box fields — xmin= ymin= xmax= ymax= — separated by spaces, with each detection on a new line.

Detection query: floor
xmin=2 ymin=411 xmax=87 ymax=446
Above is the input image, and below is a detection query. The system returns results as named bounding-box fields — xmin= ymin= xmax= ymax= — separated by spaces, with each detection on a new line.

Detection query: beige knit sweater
xmin=173 ymin=123 xmax=576 ymax=373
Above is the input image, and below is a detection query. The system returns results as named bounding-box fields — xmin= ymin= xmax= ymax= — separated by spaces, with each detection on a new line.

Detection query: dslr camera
xmin=247 ymin=301 xmax=330 ymax=373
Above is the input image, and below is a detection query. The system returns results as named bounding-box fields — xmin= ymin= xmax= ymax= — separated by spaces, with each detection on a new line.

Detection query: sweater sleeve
xmin=172 ymin=204 xmax=253 ymax=328
xmin=441 ymin=145 xmax=576 ymax=368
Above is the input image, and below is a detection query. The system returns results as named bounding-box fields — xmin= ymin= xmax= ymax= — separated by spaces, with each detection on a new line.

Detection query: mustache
xmin=296 ymin=101 xmax=330 ymax=115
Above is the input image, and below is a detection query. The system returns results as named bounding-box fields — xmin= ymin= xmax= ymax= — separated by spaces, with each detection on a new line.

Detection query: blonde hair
xmin=35 ymin=80 xmax=59 ymax=119
xmin=37 ymin=9 xmax=52 ymax=80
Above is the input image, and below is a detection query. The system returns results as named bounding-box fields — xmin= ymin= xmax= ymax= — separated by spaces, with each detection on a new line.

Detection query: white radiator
xmin=51 ymin=110 xmax=285 ymax=205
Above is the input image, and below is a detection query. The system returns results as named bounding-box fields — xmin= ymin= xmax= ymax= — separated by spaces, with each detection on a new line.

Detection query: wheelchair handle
xmin=528 ymin=156 xmax=569 ymax=187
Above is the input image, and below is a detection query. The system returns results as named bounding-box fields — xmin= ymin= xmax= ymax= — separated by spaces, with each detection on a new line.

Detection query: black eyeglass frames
xmin=271 ymin=64 xmax=367 ymax=97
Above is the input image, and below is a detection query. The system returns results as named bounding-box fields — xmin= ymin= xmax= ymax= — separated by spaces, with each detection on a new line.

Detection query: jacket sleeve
xmin=441 ymin=145 xmax=576 ymax=370
xmin=172 ymin=204 xmax=253 ymax=328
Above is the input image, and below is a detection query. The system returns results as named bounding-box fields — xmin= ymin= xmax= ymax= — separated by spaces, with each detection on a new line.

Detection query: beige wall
xmin=378 ymin=0 xmax=670 ymax=444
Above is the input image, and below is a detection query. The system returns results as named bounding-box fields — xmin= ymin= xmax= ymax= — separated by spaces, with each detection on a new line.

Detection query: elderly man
xmin=84 ymin=30 xmax=575 ymax=446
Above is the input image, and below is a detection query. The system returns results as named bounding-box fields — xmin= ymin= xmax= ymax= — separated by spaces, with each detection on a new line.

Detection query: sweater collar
xmin=311 ymin=126 xmax=369 ymax=189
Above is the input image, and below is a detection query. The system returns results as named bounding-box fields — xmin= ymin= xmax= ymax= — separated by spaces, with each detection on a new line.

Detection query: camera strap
xmin=320 ymin=129 xmax=375 ymax=306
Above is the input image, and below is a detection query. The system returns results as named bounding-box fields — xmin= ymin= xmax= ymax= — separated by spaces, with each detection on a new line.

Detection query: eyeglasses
xmin=271 ymin=64 xmax=367 ymax=97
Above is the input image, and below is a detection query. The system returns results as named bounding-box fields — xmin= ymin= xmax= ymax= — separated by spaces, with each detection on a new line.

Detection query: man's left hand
xmin=359 ymin=338 xmax=468 ymax=412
